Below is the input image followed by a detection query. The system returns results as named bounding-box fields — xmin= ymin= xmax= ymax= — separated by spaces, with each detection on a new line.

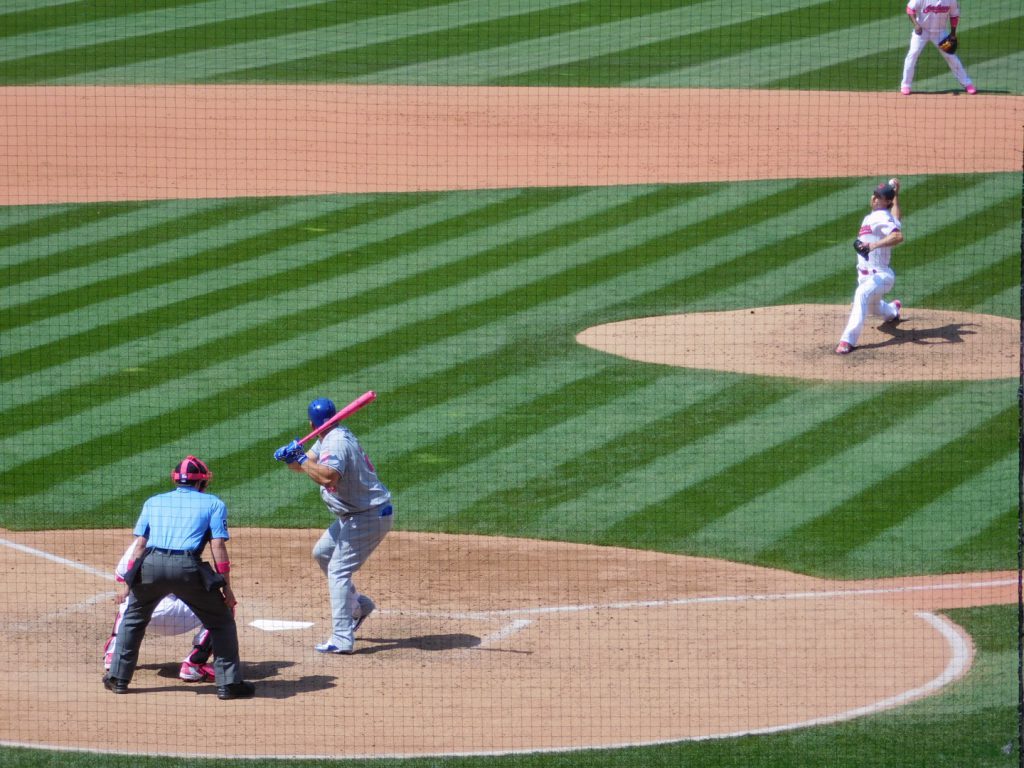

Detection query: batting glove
xmin=284 ymin=440 xmax=308 ymax=465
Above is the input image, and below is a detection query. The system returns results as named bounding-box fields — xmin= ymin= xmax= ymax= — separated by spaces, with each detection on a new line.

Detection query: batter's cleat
xmin=835 ymin=341 xmax=853 ymax=355
xmin=179 ymin=661 xmax=216 ymax=682
xmin=353 ymin=595 xmax=376 ymax=633
xmin=217 ymin=680 xmax=256 ymax=700
xmin=315 ymin=641 xmax=355 ymax=655
xmin=103 ymin=674 xmax=129 ymax=694
xmin=966 ymin=84 xmax=977 ymax=94
xmin=900 ymin=86 xmax=911 ymax=95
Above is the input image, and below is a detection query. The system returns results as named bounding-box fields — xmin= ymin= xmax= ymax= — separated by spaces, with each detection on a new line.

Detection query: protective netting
xmin=0 ymin=2 xmax=1021 ymax=766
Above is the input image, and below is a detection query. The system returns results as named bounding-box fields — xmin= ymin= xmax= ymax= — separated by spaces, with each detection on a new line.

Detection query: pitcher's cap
xmin=873 ymin=182 xmax=896 ymax=201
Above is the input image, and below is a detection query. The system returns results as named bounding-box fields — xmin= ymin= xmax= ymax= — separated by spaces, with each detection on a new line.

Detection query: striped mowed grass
xmin=0 ymin=1 xmax=1021 ymax=767
xmin=0 ymin=0 xmax=1021 ymax=93
xmin=1 ymin=174 xmax=1017 ymax=581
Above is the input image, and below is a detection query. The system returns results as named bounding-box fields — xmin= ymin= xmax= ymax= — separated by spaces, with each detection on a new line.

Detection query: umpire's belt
xmin=148 ymin=547 xmax=195 ymax=556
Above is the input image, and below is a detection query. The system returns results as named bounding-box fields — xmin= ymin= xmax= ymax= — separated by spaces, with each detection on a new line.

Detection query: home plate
xmin=250 ymin=619 xmax=314 ymax=631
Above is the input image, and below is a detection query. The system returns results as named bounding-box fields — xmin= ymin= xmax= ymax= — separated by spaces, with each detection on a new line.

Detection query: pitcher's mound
xmin=577 ymin=304 xmax=1018 ymax=382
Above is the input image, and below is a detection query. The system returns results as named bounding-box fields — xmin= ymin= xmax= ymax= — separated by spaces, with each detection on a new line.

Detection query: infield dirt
xmin=0 ymin=527 xmax=1014 ymax=758
xmin=0 ymin=84 xmax=1019 ymax=757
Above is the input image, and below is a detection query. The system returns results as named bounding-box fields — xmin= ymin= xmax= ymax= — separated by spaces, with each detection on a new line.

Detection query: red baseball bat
xmin=298 ymin=391 xmax=376 ymax=445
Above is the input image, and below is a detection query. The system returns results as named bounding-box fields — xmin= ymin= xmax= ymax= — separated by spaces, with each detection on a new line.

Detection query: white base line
xmin=0 ymin=536 xmax=113 ymax=581
xmin=479 ymin=619 xmax=532 ymax=647
xmin=392 ymin=577 xmax=1019 ymax=622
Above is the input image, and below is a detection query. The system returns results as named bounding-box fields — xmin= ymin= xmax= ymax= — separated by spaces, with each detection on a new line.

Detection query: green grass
xmin=1 ymin=174 xmax=1017 ymax=765
xmin=0 ymin=2 xmax=1020 ymax=767
xmin=0 ymin=0 xmax=1020 ymax=92
xmin=2 ymin=174 xmax=1017 ymax=566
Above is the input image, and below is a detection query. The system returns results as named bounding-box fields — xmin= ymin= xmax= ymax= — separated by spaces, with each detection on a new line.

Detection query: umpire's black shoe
xmin=102 ymin=674 xmax=129 ymax=694
xmin=217 ymin=680 xmax=256 ymax=700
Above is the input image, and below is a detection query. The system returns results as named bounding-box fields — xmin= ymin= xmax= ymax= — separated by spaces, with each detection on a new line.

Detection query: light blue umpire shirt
xmin=133 ymin=486 xmax=230 ymax=551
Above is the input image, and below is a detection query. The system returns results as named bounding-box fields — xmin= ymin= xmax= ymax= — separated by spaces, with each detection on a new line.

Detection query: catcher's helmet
xmin=308 ymin=397 xmax=337 ymax=429
xmin=171 ymin=455 xmax=212 ymax=491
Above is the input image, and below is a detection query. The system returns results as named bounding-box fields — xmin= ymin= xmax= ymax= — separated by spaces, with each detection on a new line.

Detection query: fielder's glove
xmin=938 ymin=33 xmax=957 ymax=54
xmin=853 ymin=238 xmax=871 ymax=258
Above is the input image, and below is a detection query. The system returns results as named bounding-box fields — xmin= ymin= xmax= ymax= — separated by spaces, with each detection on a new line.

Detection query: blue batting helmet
xmin=308 ymin=397 xmax=337 ymax=429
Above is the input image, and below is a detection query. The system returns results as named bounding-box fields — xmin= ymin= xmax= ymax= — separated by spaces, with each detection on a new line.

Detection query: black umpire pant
xmin=109 ymin=550 xmax=243 ymax=686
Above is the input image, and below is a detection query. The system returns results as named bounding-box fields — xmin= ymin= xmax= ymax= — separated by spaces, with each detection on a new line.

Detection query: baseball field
xmin=1 ymin=1 xmax=1022 ymax=766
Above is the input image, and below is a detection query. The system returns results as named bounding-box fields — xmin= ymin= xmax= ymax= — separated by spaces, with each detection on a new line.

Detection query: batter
xmin=275 ymin=398 xmax=393 ymax=654
xmin=901 ymin=0 xmax=976 ymax=95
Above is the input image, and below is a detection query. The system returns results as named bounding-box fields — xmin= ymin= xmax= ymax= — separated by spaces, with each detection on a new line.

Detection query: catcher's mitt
xmin=853 ymin=239 xmax=870 ymax=258
xmin=938 ymin=33 xmax=957 ymax=54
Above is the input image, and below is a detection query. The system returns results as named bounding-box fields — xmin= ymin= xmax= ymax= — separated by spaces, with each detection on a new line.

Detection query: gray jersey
xmin=311 ymin=426 xmax=390 ymax=517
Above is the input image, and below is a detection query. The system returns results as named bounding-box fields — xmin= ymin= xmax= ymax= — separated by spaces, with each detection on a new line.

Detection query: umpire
xmin=103 ymin=455 xmax=255 ymax=700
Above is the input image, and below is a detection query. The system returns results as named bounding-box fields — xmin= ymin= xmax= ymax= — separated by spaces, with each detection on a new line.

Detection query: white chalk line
xmin=0 ymin=537 xmax=118 ymax=629
xmin=4 ymin=534 xmax=1013 ymax=623
xmin=388 ymin=577 xmax=1019 ymax=622
xmin=479 ymin=618 xmax=533 ymax=647
xmin=0 ymin=609 xmax=976 ymax=761
xmin=0 ymin=534 xmax=1005 ymax=757
xmin=0 ymin=536 xmax=114 ymax=581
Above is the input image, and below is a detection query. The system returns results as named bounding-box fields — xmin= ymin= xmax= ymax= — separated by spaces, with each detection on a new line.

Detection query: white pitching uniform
xmin=839 ymin=208 xmax=902 ymax=348
xmin=901 ymin=0 xmax=974 ymax=93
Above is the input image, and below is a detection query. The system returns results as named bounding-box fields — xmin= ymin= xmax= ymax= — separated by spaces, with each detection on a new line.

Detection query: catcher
xmin=900 ymin=0 xmax=976 ymax=95
xmin=102 ymin=541 xmax=216 ymax=682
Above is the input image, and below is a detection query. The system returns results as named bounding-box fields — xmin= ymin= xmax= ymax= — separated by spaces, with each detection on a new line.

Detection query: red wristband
xmin=214 ymin=561 xmax=231 ymax=574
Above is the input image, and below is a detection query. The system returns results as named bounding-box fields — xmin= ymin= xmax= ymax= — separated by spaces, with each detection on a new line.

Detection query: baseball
xmin=888 ymin=178 xmax=898 ymax=187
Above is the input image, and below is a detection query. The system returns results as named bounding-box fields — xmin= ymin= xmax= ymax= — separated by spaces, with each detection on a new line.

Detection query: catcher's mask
xmin=172 ymin=455 xmax=212 ymax=491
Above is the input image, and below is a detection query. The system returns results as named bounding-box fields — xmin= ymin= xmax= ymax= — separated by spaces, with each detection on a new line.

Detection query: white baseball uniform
xmin=102 ymin=543 xmax=209 ymax=672
xmin=839 ymin=209 xmax=902 ymax=347
xmin=901 ymin=0 xmax=973 ymax=91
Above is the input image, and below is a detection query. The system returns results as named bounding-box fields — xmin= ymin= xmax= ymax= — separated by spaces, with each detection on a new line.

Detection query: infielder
xmin=836 ymin=180 xmax=904 ymax=355
xmin=275 ymin=398 xmax=393 ymax=654
xmin=102 ymin=542 xmax=216 ymax=682
xmin=901 ymin=0 xmax=976 ymax=95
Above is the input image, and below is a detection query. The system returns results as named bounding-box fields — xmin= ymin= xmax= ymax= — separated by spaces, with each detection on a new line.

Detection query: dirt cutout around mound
xmin=578 ymin=304 xmax=1019 ymax=381
xmin=0 ymin=528 xmax=1015 ymax=759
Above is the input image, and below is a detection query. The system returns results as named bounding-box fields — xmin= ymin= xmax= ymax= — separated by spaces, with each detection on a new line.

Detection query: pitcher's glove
xmin=853 ymin=239 xmax=871 ymax=258
xmin=938 ymin=33 xmax=957 ymax=54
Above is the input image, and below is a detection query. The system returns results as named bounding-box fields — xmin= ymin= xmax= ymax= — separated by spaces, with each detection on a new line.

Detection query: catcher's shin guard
xmin=187 ymin=628 xmax=213 ymax=664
